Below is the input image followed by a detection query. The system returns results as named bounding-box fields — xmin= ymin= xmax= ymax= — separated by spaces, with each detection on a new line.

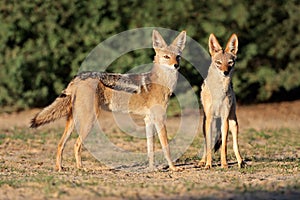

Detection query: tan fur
xmin=31 ymin=30 xmax=186 ymax=172
xmin=199 ymin=33 xmax=245 ymax=169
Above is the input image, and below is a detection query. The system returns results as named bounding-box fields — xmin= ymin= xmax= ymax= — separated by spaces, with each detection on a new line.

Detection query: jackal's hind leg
xmin=74 ymin=118 xmax=96 ymax=170
xmin=73 ymin=109 xmax=98 ymax=170
xmin=74 ymin=137 xmax=83 ymax=169
xmin=56 ymin=116 xmax=74 ymax=171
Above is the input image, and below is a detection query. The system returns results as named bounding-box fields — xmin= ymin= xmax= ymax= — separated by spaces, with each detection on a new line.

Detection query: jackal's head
xmin=152 ymin=30 xmax=186 ymax=70
xmin=209 ymin=33 xmax=238 ymax=77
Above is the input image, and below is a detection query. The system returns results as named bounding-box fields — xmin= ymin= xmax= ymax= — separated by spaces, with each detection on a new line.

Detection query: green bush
xmin=0 ymin=0 xmax=299 ymax=110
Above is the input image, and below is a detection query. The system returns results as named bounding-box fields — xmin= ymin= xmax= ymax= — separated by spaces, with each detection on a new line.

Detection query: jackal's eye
xmin=215 ymin=60 xmax=222 ymax=66
xmin=228 ymin=60 xmax=235 ymax=66
xmin=163 ymin=55 xmax=170 ymax=59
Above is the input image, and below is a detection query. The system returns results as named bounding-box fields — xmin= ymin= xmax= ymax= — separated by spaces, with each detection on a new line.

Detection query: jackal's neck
xmin=151 ymin=63 xmax=178 ymax=93
xmin=205 ymin=64 xmax=232 ymax=95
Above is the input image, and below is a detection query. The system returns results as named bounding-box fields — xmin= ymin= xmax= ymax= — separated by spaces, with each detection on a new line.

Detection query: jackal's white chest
xmin=211 ymin=94 xmax=232 ymax=117
xmin=203 ymin=74 xmax=233 ymax=117
xmin=158 ymin=66 xmax=178 ymax=93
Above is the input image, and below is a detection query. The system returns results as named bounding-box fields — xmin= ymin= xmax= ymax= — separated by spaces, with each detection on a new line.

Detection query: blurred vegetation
xmin=0 ymin=0 xmax=299 ymax=110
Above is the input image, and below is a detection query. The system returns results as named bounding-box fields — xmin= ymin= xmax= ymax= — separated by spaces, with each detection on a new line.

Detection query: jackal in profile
xmin=199 ymin=33 xmax=245 ymax=169
xmin=31 ymin=30 xmax=186 ymax=172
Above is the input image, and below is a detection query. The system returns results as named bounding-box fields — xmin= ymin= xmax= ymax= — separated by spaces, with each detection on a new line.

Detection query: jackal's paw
xmin=55 ymin=166 xmax=64 ymax=172
xmin=76 ymin=163 xmax=83 ymax=169
xmin=169 ymin=165 xmax=183 ymax=172
xmin=198 ymin=160 xmax=206 ymax=167
xmin=204 ymin=165 xmax=212 ymax=170
xmin=238 ymin=161 xmax=246 ymax=168
xmin=221 ymin=163 xmax=229 ymax=169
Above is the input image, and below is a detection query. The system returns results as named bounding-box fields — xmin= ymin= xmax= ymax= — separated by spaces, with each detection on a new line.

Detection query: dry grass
xmin=0 ymin=101 xmax=300 ymax=199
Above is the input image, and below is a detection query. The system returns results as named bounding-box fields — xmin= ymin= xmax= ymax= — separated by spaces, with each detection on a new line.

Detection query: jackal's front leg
xmin=156 ymin=123 xmax=179 ymax=171
xmin=221 ymin=118 xmax=229 ymax=169
xmin=145 ymin=116 xmax=155 ymax=170
xmin=153 ymin=117 xmax=180 ymax=172
xmin=204 ymin=115 xmax=213 ymax=169
xmin=229 ymin=118 xmax=245 ymax=168
xmin=198 ymin=116 xmax=207 ymax=167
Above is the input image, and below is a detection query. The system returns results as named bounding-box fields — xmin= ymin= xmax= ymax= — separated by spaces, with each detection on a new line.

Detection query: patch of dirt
xmin=0 ymin=101 xmax=299 ymax=199
xmin=1 ymin=100 xmax=300 ymax=131
xmin=237 ymin=100 xmax=300 ymax=130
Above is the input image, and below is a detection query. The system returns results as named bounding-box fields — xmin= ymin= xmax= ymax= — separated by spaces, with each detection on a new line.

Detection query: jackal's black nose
xmin=224 ymin=71 xmax=229 ymax=76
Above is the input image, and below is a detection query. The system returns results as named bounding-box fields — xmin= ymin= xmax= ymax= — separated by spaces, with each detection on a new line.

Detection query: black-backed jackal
xmin=199 ymin=33 xmax=245 ymax=169
xmin=31 ymin=30 xmax=186 ymax=172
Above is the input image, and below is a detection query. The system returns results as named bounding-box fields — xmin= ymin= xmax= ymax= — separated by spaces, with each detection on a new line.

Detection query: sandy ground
xmin=0 ymin=101 xmax=299 ymax=199
xmin=1 ymin=100 xmax=300 ymax=131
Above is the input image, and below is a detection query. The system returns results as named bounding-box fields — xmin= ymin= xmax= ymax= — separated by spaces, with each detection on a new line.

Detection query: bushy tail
xmin=30 ymin=93 xmax=72 ymax=128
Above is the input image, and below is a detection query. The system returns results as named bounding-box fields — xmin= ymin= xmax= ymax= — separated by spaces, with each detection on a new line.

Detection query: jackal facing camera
xmin=199 ymin=33 xmax=245 ymax=169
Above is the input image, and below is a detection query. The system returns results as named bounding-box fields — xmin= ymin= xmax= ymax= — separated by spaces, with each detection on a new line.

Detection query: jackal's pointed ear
xmin=225 ymin=34 xmax=238 ymax=55
xmin=209 ymin=33 xmax=222 ymax=56
xmin=152 ymin=30 xmax=167 ymax=49
xmin=171 ymin=31 xmax=186 ymax=52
